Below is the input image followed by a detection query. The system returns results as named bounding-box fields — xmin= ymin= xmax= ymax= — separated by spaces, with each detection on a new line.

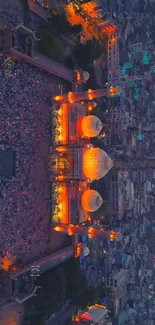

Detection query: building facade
xmin=104 ymin=269 xmax=130 ymax=317
xmin=107 ymin=33 xmax=120 ymax=86
xmin=51 ymin=88 xmax=119 ymax=251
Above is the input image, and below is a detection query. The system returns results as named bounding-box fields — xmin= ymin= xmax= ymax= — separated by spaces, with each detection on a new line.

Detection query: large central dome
xmin=81 ymin=189 xmax=103 ymax=212
xmin=81 ymin=115 xmax=103 ymax=138
xmin=83 ymin=148 xmax=113 ymax=180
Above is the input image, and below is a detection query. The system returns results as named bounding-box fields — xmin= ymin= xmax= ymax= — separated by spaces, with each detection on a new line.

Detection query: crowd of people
xmin=0 ymin=55 xmax=61 ymax=268
xmin=0 ymin=2 xmax=21 ymax=27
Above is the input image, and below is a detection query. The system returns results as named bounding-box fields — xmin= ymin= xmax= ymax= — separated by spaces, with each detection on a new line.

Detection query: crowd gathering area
xmin=0 ymin=55 xmax=69 ymax=271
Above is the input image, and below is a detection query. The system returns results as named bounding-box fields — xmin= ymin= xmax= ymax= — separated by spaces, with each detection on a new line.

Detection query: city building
xmin=104 ymin=169 xmax=126 ymax=222
xmin=72 ymin=304 xmax=112 ymax=325
xmin=65 ymin=1 xmax=117 ymax=43
xmin=107 ymin=33 xmax=120 ymax=86
xmin=104 ymin=269 xmax=130 ymax=317
xmin=132 ymin=42 xmax=143 ymax=54
xmin=27 ymin=0 xmax=51 ymax=19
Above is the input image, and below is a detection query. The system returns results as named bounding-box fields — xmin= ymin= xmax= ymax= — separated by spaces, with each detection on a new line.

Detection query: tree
xmin=64 ymin=258 xmax=99 ymax=309
xmin=74 ymin=38 xmax=102 ymax=69
xmin=49 ymin=13 xmax=82 ymax=36
xmin=50 ymin=13 xmax=69 ymax=34
xmin=25 ymin=266 xmax=67 ymax=324
xmin=65 ymin=54 xmax=76 ymax=69
xmin=75 ymin=287 xmax=99 ymax=309
xmin=69 ymin=24 xmax=83 ymax=35
xmin=39 ymin=31 xmax=65 ymax=62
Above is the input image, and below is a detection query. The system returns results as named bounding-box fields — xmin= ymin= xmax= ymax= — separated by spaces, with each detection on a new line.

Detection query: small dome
xmin=83 ymin=246 xmax=90 ymax=257
xmin=83 ymin=148 xmax=113 ymax=180
xmin=81 ymin=189 xmax=103 ymax=212
xmin=82 ymin=71 xmax=90 ymax=81
xmin=81 ymin=115 xmax=103 ymax=138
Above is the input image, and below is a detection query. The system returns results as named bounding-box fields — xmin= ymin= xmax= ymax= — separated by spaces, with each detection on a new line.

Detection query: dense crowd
xmin=0 ymin=3 xmax=21 ymax=27
xmin=0 ymin=55 xmax=55 ymax=267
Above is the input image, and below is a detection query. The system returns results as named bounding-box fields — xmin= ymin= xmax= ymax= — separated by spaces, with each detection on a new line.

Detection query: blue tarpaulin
xmin=138 ymin=134 xmax=143 ymax=141
xmin=82 ymin=235 xmax=88 ymax=243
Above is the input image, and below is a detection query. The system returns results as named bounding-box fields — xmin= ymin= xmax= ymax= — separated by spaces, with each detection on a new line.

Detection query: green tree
xmin=25 ymin=266 xmax=67 ymax=324
xmin=74 ymin=38 xmax=102 ymax=69
xmin=75 ymin=287 xmax=99 ymax=309
xmin=65 ymin=54 xmax=76 ymax=69
xmin=49 ymin=13 xmax=82 ymax=36
xmin=50 ymin=13 xmax=69 ymax=33
xmin=39 ymin=31 xmax=65 ymax=62
xmin=64 ymin=258 xmax=99 ymax=309
xmin=69 ymin=24 xmax=83 ymax=35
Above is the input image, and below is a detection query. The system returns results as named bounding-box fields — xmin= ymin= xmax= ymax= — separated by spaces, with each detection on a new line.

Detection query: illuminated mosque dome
xmin=81 ymin=189 xmax=103 ymax=212
xmin=82 ymin=246 xmax=90 ymax=257
xmin=83 ymin=148 xmax=113 ymax=180
xmin=81 ymin=115 xmax=103 ymax=138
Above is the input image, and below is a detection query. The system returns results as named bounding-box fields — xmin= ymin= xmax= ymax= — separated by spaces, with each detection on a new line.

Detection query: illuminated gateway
xmin=51 ymin=86 xmax=119 ymax=250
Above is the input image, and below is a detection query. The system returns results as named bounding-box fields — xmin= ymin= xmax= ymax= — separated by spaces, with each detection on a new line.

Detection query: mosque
xmin=50 ymin=84 xmax=119 ymax=254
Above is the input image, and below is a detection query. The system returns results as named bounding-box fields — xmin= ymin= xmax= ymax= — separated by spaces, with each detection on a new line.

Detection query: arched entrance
xmin=50 ymin=152 xmax=73 ymax=175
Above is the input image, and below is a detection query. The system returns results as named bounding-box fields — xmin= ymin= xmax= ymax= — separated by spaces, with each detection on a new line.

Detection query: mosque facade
xmin=51 ymin=87 xmax=119 ymax=254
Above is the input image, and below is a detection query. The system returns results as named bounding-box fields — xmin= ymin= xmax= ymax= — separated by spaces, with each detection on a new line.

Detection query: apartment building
xmin=105 ymin=269 xmax=130 ymax=317
xmin=107 ymin=33 xmax=120 ymax=86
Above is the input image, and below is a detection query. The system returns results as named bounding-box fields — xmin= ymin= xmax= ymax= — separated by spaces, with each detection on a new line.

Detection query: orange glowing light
xmin=94 ymin=304 xmax=106 ymax=309
xmin=76 ymin=71 xmax=81 ymax=83
xmin=109 ymin=86 xmax=118 ymax=97
xmin=54 ymin=96 xmax=61 ymax=101
xmin=81 ymin=312 xmax=91 ymax=321
xmin=68 ymin=225 xmax=74 ymax=236
xmin=54 ymin=226 xmax=61 ymax=231
xmin=57 ymin=146 xmax=67 ymax=152
xmin=57 ymin=175 xmax=65 ymax=181
xmin=65 ymin=3 xmax=101 ymax=42
xmin=58 ymin=103 xmax=69 ymax=144
xmin=54 ymin=226 xmax=67 ymax=233
xmin=59 ymin=184 xmax=69 ymax=224
xmin=75 ymin=243 xmax=82 ymax=258
xmin=81 ymin=1 xmax=99 ymax=19
xmin=110 ymin=230 xmax=117 ymax=240
xmin=88 ymin=227 xmax=94 ymax=238
xmin=0 ymin=252 xmax=15 ymax=271
xmin=88 ymin=89 xmax=94 ymax=101
xmin=68 ymin=91 xmax=74 ymax=104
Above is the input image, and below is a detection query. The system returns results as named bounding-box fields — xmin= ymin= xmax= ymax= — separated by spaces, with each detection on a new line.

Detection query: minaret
xmin=54 ymin=224 xmax=117 ymax=240
xmin=53 ymin=87 xmax=119 ymax=104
